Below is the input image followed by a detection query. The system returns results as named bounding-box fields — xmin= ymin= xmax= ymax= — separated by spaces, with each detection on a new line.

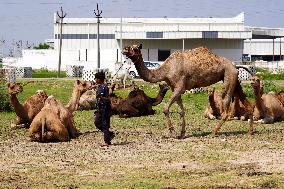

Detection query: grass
xmin=0 ymin=79 xmax=284 ymax=188
xmin=32 ymin=68 xmax=66 ymax=78
xmin=256 ymin=68 xmax=284 ymax=80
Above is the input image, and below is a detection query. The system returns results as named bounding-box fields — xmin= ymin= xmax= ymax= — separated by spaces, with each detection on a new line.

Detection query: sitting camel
xmin=203 ymin=87 xmax=223 ymax=120
xmin=7 ymin=82 xmax=48 ymax=129
xmin=204 ymin=87 xmax=252 ymax=121
xmin=251 ymin=76 xmax=284 ymax=123
xmin=78 ymin=89 xmax=97 ymax=110
xmin=29 ymin=80 xmax=92 ymax=142
xmin=110 ymin=83 xmax=169 ymax=118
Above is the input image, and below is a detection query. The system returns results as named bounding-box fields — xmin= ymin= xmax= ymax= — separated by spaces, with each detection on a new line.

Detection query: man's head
xmin=95 ymin=71 xmax=106 ymax=84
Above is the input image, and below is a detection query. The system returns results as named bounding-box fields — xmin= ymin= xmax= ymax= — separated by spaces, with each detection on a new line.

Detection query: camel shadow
xmin=79 ymin=130 xmax=101 ymax=137
xmin=189 ymin=130 xmax=250 ymax=138
xmin=112 ymin=141 xmax=133 ymax=146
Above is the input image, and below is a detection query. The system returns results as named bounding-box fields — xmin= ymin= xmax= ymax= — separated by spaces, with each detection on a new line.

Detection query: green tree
xmin=33 ymin=43 xmax=50 ymax=49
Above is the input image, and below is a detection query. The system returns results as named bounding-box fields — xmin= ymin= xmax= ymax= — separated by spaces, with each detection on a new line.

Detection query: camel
xmin=109 ymin=83 xmax=169 ymax=118
xmin=29 ymin=96 xmax=70 ymax=142
xmin=204 ymin=87 xmax=224 ymax=120
xmin=123 ymin=44 xmax=254 ymax=137
xmin=251 ymin=76 xmax=284 ymax=123
xmin=204 ymin=87 xmax=251 ymax=121
xmin=7 ymin=82 xmax=48 ymax=129
xmin=111 ymin=62 xmax=134 ymax=89
xmin=78 ymin=89 xmax=97 ymax=110
xmin=29 ymin=80 xmax=93 ymax=142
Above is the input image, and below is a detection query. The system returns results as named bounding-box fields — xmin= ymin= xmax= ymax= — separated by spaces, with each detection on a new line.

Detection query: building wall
xmin=244 ymin=39 xmax=284 ymax=55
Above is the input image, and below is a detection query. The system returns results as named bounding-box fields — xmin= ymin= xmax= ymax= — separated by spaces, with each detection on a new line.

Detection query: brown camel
xmin=66 ymin=80 xmax=94 ymax=113
xmin=78 ymin=89 xmax=97 ymax=110
xmin=204 ymin=87 xmax=251 ymax=121
xmin=204 ymin=87 xmax=223 ymax=120
xmin=29 ymin=96 xmax=71 ymax=142
xmin=110 ymin=83 xmax=169 ymax=118
xmin=29 ymin=80 xmax=92 ymax=142
xmin=251 ymin=76 xmax=284 ymax=123
xmin=7 ymin=82 xmax=48 ymax=129
xmin=123 ymin=44 xmax=254 ymax=137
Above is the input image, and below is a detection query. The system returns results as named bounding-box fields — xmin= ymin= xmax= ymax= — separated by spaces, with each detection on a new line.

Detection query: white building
xmin=16 ymin=12 xmax=284 ymax=72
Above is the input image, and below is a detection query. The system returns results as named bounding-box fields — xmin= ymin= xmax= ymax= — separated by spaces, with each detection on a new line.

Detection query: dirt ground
xmin=0 ymin=110 xmax=283 ymax=189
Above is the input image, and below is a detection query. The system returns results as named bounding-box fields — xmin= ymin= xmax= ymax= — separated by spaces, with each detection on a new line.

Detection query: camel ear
xmin=76 ymin=80 xmax=80 ymax=85
xmin=138 ymin=44 xmax=142 ymax=49
xmin=7 ymin=83 xmax=11 ymax=87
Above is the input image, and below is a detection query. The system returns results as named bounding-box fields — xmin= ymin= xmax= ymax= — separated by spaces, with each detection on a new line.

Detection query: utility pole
xmin=56 ymin=7 xmax=67 ymax=78
xmin=26 ymin=41 xmax=32 ymax=49
xmin=94 ymin=3 xmax=102 ymax=69
xmin=0 ymin=40 xmax=5 ymax=59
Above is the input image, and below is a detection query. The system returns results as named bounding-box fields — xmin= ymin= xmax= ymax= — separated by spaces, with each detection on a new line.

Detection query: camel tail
xmin=235 ymin=65 xmax=255 ymax=76
xmin=41 ymin=117 xmax=46 ymax=142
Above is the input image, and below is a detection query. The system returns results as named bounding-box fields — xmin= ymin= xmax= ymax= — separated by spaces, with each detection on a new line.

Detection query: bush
xmin=256 ymin=68 xmax=284 ymax=80
xmin=0 ymin=74 xmax=12 ymax=112
xmin=32 ymin=68 xmax=66 ymax=78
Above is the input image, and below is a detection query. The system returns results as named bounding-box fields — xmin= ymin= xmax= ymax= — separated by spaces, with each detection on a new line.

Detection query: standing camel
xmin=7 ymin=83 xmax=48 ymax=129
xmin=123 ymin=44 xmax=254 ymax=137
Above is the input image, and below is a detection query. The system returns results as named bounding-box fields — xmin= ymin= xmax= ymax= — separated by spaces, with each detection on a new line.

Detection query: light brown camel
xmin=29 ymin=80 xmax=92 ymax=142
xmin=251 ymin=76 xmax=284 ymax=123
xmin=109 ymin=83 xmax=169 ymax=118
xmin=78 ymin=89 xmax=97 ymax=110
xmin=7 ymin=82 xmax=48 ymax=129
xmin=204 ymin=87 xmax=224 ymax=120
xmin=29 ymin=96 xmax=70 ymax=142
xmin=123 ymin=44 xmax=254 ymax=137
xmin=204 ymin=87 xmax=251 ymax=121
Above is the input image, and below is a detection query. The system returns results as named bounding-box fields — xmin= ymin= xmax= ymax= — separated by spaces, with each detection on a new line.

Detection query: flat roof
xmin=246 ymin=26 xmax=284 ymax=39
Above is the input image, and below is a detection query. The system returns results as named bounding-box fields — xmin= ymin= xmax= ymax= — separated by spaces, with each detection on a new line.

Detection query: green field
xmin=0 ymin=79 xmax=283 ymax=189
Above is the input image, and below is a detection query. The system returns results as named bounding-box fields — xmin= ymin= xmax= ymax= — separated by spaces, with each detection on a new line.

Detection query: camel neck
xmin=152 ymin=88 xmax=168 ymax=106
xmin=134 ymin=56 xmax=164 ymax=83
xmin=253 ymin=86 xmax=266 ymax=117
xmin=10 ymin=94 xmax=29 ymax=120
xmin=67 ymin=87 xmax=81 ymax=113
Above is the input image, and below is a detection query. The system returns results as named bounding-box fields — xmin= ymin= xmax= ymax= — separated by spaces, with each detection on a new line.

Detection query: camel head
xmin=159 ymin=83 xmax=170 ymax=95
xmin=36 ymin=90 xmax=48 ymax=101
xmin=207 ymin=87 xmax=215 ymax=97
xmin=75 ymin=80 xmax=94 ymax=94
xmin=122 ymin=44 xmax=142 ymax=63
xmin=250 ymin=76 xmax=261 ymax=89
xmin=277 ymin=91 xmax=284 ymax=106
xmin=7 ymin=82 xmax=23 ymax=95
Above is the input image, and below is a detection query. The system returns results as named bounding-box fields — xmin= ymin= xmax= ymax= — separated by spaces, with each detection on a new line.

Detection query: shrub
xmin=256 ymin=68 xmax=284 ymax=80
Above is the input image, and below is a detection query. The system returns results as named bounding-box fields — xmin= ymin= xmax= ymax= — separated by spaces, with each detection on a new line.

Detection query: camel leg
xmin=176 ymin=96 xmax=186 ymax=139
xmin=163 ymin=86 xmax=184 ymax=138
xmin=213 ymin=71 xmax=237 ymax=136
xmin=123 ymin=74 xmax=127 ymax=89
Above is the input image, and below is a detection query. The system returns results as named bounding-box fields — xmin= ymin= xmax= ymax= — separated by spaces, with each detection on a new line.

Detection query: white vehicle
xmin=129 ymin=61 xmax=161 ymax=78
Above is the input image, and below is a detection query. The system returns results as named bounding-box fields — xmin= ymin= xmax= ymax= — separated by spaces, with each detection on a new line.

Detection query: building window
xmin=55 ymin=34 xmax=88 ymax=39
xmin=89 ymin=34 xmax=115 ymax=39
xmin=146 ymin=32 xmax=163 ymax=38
xmin=202 ymin=31 xmax=218 ymax=38
xmin=54 ymin=34 xmax=114 ymax=39
xmin=158 ymin=49 xmax=170 ymax=61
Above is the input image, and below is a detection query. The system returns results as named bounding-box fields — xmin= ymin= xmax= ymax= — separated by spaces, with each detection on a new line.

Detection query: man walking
xmin=94 ymin=71 xmax=115 ymax=146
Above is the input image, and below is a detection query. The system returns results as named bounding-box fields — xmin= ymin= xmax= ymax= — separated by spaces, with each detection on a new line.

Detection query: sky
xmin=0 ymin=0 xmax=284 ymax=56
